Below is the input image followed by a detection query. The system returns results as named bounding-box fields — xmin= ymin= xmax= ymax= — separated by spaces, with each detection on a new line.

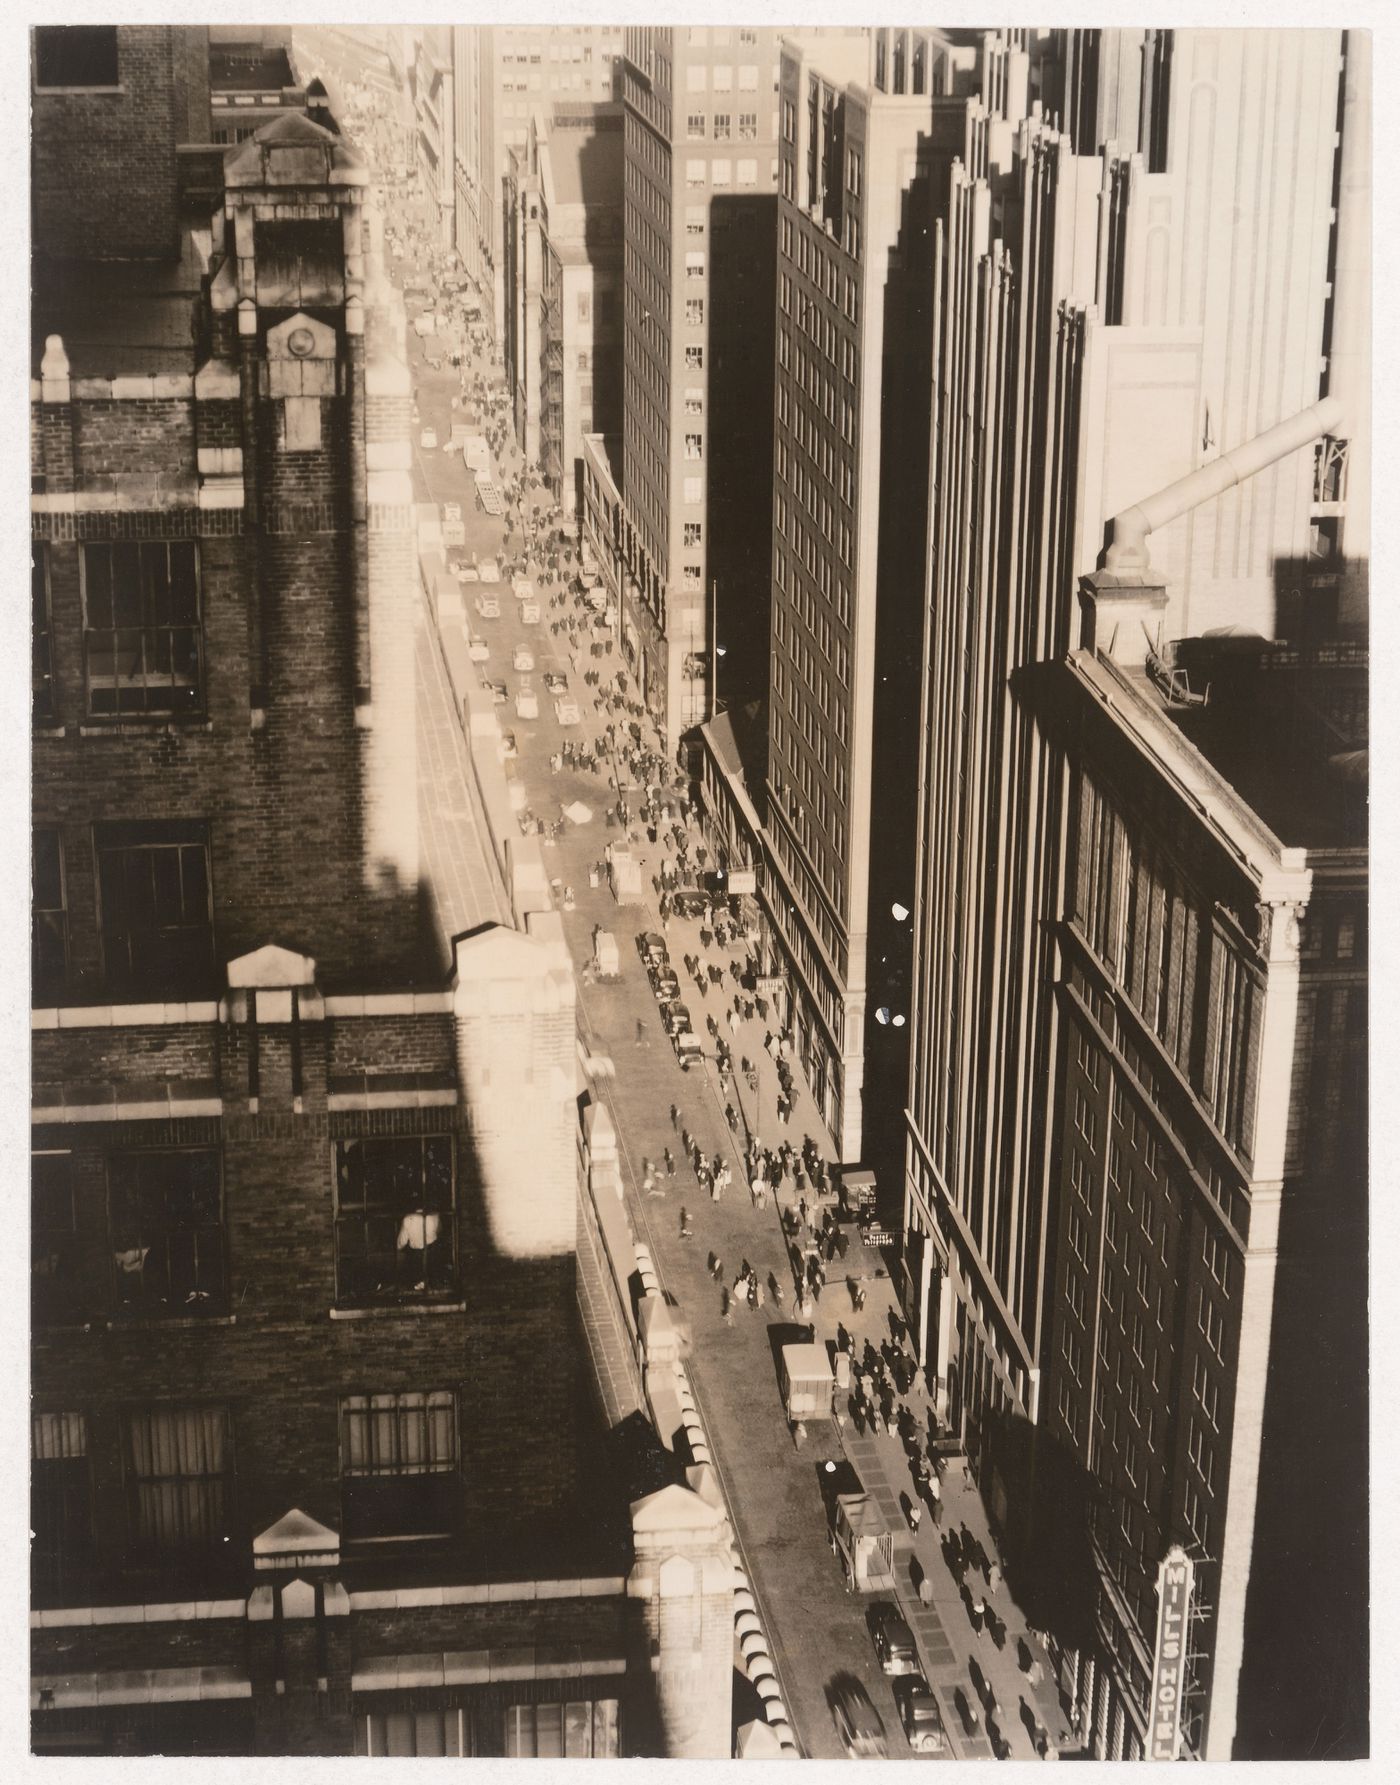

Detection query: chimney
xmin=1077 ymin=568 xmax=1168 ymax=667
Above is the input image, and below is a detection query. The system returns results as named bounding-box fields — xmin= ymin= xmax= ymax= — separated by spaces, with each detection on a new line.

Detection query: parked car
xmin=515 ymin=682 xmax=539 ymax=720
xmin=671 ymin=889 xmax=709 ymax=919
xmin=637 ymin=933 xmax=669 ymax=967
xmin=831 ymin=1682 xmax=889 ymax=1761
xmin=475 ymin=594 xmax=500 ymax=620
xmin=659 ymin=1001 xmax=692 ymax=1039
xmin=419 ymin=426 xmax=437 ymax=450
xmin=674 ymin=1029 xmax=704 ymax=1069
xmin=513 ymin=646 xmax=535 ymax=672
xmin=484 ymin=679 xmax=508 ymax=705
xmin=652 ymin=968 xmax=681 ymax=1003
xmin=893 ymin=1677 xmax=946 ymax=1755
xmin=870 ymin=1603 xmax=921 ymax=1677
xmin=467 ymin=636 xmax=490 ymax=664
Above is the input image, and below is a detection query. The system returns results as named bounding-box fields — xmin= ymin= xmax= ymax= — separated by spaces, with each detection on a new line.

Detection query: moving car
xmin=515 ymin=682 xmax=539 ymax=720
xmin=554 ymin=697 xmax=581 ymax=726
xmin=512 ymin=576 xmax=536 ymax=602
xmin=478 ymin=556 xmax=501 ymax=582
xmin=870 ymin=1603 xmax=921 ymax=1677
xmin=443 ymin=503 xmax=462 ymax=523
xmin=467 ymin=635 xmax=490 ymax=664
xmin=831 ymin=1682 xmax=889 ymax=1761
xmin=484 ymin=679 xmax=508 ymax=705
xmin=513 ymin=646 xmax=535 ymax=672
xmin=455 ymin=562 xmax=480 ymax=583
xmin=543 ymin=671 xmax=568 ymax=695
xmin=893 ymin=1677 xmax=947 ymax=1755
xmin=475 ymin=594 xmax=500 ymax=619
xmin=498 ymin=731 xmax=518 ymax=760
xmin=670 ymin=888 xmax=709 ymax=919
xmin=521 ymin=600 xmax=541 ymax=625
xmin=659 ymin=1000 xmax=692 ymax=1039
xmin=419 ymin=426 xmax=438 ymax=450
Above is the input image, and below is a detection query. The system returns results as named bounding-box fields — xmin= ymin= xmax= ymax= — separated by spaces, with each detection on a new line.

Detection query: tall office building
xmin=762 ymin=27 xmax=975 ymax=1162
xmin=410 ymin=26 xmax=455 ymax=249
xmin=29 ymin=24 xmax=652 ymax=1756
xmin=900 ymin=25 xmax=1366 ymax=1760
xmin=618 ymin=24 xmax=784 ymax=751
xmin=452 ymin=26 xmax=625 ymax=341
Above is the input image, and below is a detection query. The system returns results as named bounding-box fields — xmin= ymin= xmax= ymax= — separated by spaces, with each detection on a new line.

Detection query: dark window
xmin=32 ymin=1151 xmax=78 ymax=1326
xmin=109 ymin=1149 xmax=225 ymax=1315
xmin=32 ymin=827 xmax=68 ymax=999
xmin=33 ymin=546 xmax=54 ymax=720
xmin=82 ymin=541 xmax=202 ymax=715
xmin=341 ymin=1390 xmax=460 ymax=1542
xmin=506 ymin=1701 xmax=621 ymax=1758
xmin=123 ymin=1406 xmax=233 ymax=1553
xmin=95 ymin=820 xmax=214 ymax=993
xmin=31 ymin=1413 xmax=92 ymax=1593
xmin=34 ymin=26 xmax=119 ymax=89
xmin=333 ymin=1136 xmax=456 ymax=1305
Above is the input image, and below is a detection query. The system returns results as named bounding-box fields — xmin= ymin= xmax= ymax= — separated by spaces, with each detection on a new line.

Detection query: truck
xmin=608 ymin=849 xmax=643 ymax=904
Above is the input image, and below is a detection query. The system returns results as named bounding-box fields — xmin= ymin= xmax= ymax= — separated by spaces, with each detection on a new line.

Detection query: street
xmin=396 ymin=255 xmax=1065 ymax=1763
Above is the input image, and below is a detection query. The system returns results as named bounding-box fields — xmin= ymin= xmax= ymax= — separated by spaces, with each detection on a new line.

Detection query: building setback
xmin=28 ymin=23 xmax=674 ymax=1757
xmin=900 ymin=24 xmax=1366 ymax=1760
xmin=503 ymin=105 xmax=624 ymax=513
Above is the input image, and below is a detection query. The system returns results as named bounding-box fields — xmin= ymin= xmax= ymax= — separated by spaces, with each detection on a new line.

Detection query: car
xmin=498 ymin=731 xmax=518 ymax=760
xmin=478 ymin=557 xmax=501 ymax=582
xmin=454 ymin=562 xmax=480 ymax=584
xmin=443 ymin=503 xmax=462 ymax=523
xmin=554 ymin=698 xmax=581 ymax=726
xmin=543 ymin=670 xmax=569 ymax=694
xmin=659 ymin=1000 xmax=692 ymax=1039
xmin=670 ymin=889 xmax=709 ymax=919
xmin=521 ymin=601 xmax=541 ymax=625
xmin=484 ymin=679 xmax=508 ymax=705
xmin=651 ymin=962 xmax=681 ymax=997
xmin=870 ymin=1602 xmax=921 ymax=1677
xmin=419 ymin=427 xmax=438 ymax=450
xmin=475 ymin=594 xmax=500 ymax=619
xmin=893 ymin=1677 xmax=947 ymax=1755
xmin=513 ymin=646 xmax=535 ymax=672
xmin=512 ymin=576 xmax=536 ymax=602
xmin=515 ymin=682 xmax=539 ymax=719
xmin=466 ymin=633 xmax=490 ymax=663
xmin=674 ymin=1029 xmax=704 ymax=1068
xmin=637 ymin=932 xmax=669 ymax=966
xmin=831 ymin=1681 xmax=889 ymax=1761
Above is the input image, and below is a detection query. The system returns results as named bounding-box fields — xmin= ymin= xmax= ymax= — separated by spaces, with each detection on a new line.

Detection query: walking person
xmin=679 ymin=1207 xmax=694 ymax=1239
xmin=669 ymin=1103 xmax=680 ymax=1130
xmin=971 ymin=1591 xmax=987 ymax=1636
xmin=663 ymin=1146 xmax=676 ymax=1178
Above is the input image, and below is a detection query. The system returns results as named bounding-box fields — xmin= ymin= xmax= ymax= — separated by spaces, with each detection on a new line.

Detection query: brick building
xmin=28 ymin=24 xmax=666 ymax=1757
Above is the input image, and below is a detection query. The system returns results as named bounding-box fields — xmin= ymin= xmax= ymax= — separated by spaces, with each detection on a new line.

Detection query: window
xmin=687 ymin=112 xmax=705 ymax=140
xmin=739 ymin=112 xmax=758 ymax=141
xmin=685 ymin=433 xmax=704 ymax=461
xmin=713 ymin=112 xmax=731 ymax=139
xmin=685 ymin=206 xmax=706 ymax=236
xmin=32 ymin=1151 xmax=77 ymax=1326
xmin=576 ymin=290 xmax=592 ymax=324
xmin=1199 ymin=1290 xmax=1225 ymax=1359
xmin=712 ymin=159 xmax=731 ymax=188
xmin=1063 ymin=1326 xmax=1084 ymax=1384
xmin=95 ymin=820 xmax=213 ymax=993
xmin=684 ymin=522 xmax=702 ymax=547
xmin=334 ymin=1136 xmax=456 ymax=1305
xmin=683 ymin=563 xmax=702 ymax=588
xmin=124 ymin=1405 xmax=233 ymax=1552
xmin=109 ymin=1148 xmax=226 ymax=1315
xmin=341 ymin=1390 xmax=460 ymax=1542
xmin=685 ymin=158 xmax=706 ymax=189
xmin=683 ymin=476 xmax=703 ymax=504
xmin=739 ymin=63 xmax=758 ymax=90
xmin=685 ymin=249 xmax=705 ymax=280
xmin=31 ymin=1412 xmax=91 ymax=1590
xmin=1193 ymin=1354 xmax=1219 ymax=1429
xmin=684 ymin=388 xmax=703 ymax=417
xmin=713 ymin=64 xmax=732 ymax=92
xmin=356 ymin=1710 xmax=472 ymax=1757
xmin=34 ymin=25 xmax=118 ymax=88
xmin=1202 ymin=1227 xmax=1232 ymax=1294
xmin=737 ymin=158 xmax=757 ymax=187
xmin=1182 ymin=1478 xmax=1211 ymax=1552
xmin=33 ymin=546 xmax=54 ymax=720
xmin=685 ymin=298 xmax=704 ymax=326
xmin=685 ymin=345 xmax=704 ymax=370
xmin=686 ymin=63 xmax=706 ymax=92
xmin=82 ymin=540 xmax=202 ymax=715
xmin=32 ymin=826 xmax=68 ymax=998
xmin=506 ymin=1700 xmax=620 ymax=1758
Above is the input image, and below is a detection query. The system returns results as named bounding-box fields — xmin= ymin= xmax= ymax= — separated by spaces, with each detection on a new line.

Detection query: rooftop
xmin=541 ymin=107 xmax=623 ymax=214
xmin=1110 ymin=636 xmax=1369 ymax=855
xmin=210 ymin=42 xmax=298 ymax=93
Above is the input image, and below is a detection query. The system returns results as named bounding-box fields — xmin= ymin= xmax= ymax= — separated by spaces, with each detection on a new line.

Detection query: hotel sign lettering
xmin=1147 ymin=1546 xmax=1194 ymax=1760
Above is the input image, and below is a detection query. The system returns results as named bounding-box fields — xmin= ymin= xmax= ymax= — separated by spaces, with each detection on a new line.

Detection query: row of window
xmin=683 ymin=60 xmax=765 ymax=95
xmin=686 ymin=110 xmax=762 ymax=141
xmin=356 ymin=1699 xmax=620 ymax=1758
xmin=34 ymin=542 xmax=203 ymax=722
xmin=31 ymin=1390 xmax=464 ymax=1578
xmin=33 ymin=1137 xmax=459 ymax=1324
xmin=683 ymin=157 xmax=770 ymax=191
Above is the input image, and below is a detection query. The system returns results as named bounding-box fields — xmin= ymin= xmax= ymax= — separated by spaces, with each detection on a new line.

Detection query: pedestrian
xmin=928 ymin=1472 xmax=942 ymax=1525
xmin=642 ymin=1158 xmax=656 ymax=1192
xmin=670 ymin=1103 xmax=680 ymax=1129
xmin=664 ymin=1146 xmax=676 ymax=1178
xmin=722 ymin=1287 xmax=734 ymax=1325
xmin=679 ymin=1207 xmax=693 ymax=1239
xmin=988 ymin=1560 xmax=1002 ymax=1595
xmin=971 ymin=1592 xmax=987 ymax=1636
xmin=908 ymin=1499 xmax=923 ymax=1536
xmin=635 ymin=1018 xmax=646 ymax=1047
xmin=919 ymin=1572 xmax=935 ymax=1608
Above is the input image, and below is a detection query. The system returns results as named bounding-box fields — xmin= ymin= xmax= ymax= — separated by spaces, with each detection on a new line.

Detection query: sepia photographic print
xmin=23 ymin=8 xmax=1374 ymax=1766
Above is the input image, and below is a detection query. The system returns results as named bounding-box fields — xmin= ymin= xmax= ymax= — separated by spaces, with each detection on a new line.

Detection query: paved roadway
xmin=398 ymin=296 xmax=1064 ymax=1764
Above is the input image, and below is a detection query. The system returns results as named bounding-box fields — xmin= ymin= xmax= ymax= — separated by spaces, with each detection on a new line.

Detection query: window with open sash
xmin=123 ymin=1405 xmax=233 ymax=1554
xmin=108 ymin=1149 xmax=225 ymax=1315
xmin=82 ymin=540 xmax=202 ymax=715
xmin=505 ymin=1699 xmax=620 ymax=1758
xmin=31 ymin=1412 xmax=92 ymax=1592
xmin=95 ymin=820 xmax=213 ymax=993
xmin=340 ymin=1390 xmax=460 ymax=1543
xmin=32 ymin=1151 xmax=78 ymax=1326
xmin=333 ymin=1136 xmax=456 ymax=1305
